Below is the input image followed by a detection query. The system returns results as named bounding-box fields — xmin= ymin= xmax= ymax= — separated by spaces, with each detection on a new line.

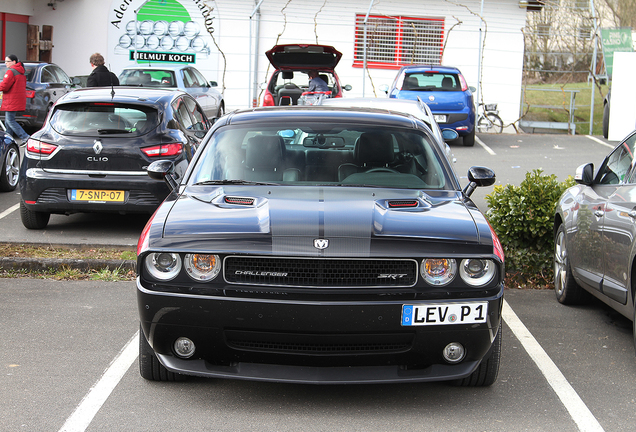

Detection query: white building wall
xmin=26 ymin=0 xmax=528 ymax=127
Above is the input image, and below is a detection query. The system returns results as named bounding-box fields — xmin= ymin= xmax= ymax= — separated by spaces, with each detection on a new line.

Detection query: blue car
xmin=385 ymin=65 xmax=476 ymax=146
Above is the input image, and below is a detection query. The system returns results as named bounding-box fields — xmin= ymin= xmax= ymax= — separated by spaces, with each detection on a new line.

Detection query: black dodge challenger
xmin=136 ymin=106 xmax=504 ymax=386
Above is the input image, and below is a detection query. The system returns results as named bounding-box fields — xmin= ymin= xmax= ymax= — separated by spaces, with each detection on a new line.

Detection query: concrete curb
xmin=0 ymin=257 xmax=136 ymax=272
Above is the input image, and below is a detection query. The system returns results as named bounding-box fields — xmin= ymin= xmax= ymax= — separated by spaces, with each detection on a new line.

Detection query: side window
xmin=598 ymin=140 xmax=634 ymax=185
xmin=181 ymin=69 xmax=196 ymax=88
xmin=623 ymin=134 xmax=636 ymax=183
xmin=172 ymin=98 xmax=194 ymax=130
xmin=41 ymin=67 xmax=57 ymax=83
xmin=52 ymin=66 xmax=71 ymax=84
xmin=183 ymin=96 xmax=208 ymax=131
xmin=190 ymin=69 xmax=208 ymax=87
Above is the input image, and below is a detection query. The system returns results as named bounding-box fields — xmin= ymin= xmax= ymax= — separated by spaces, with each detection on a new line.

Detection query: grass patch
xmin=0 ymin=243 xmax=136 ymax=281
xmin=521 ymin=82 xmax=609 ymax=135
xmin=0 ymin=243 xmax=136 ymax=260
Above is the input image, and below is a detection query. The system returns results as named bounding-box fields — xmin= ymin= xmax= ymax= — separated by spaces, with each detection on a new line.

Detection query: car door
xmin=190 ymin=67 xmax=221 ymax=116
xmin=181 ymin=67 xmax=210 ymax=118
xmin=598 ymin=132 xmax=636 ymax=304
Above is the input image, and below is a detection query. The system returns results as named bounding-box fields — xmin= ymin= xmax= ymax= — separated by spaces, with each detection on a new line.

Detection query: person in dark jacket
xmin=87 ymin=53 xmax=119 ymax=87
xmin=0 ymin=54 xmax=29 ymax=144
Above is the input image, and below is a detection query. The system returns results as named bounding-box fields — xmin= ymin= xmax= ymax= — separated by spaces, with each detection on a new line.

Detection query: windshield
xmin=119 ymin=69 xmax=177 ymax=87
xmin=49 ymin=102 xmax=159 ymax=136
xmin=189 ymin=123 xmax=452 ymax=189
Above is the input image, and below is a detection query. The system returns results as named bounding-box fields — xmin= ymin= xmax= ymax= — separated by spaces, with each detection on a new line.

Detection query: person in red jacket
xmin=0 ymin=54 xmax=29 ymax=144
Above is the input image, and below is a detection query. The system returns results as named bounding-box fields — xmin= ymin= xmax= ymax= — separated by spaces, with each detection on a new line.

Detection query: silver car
xmin=554 ymin=130 xmax=636 ymax=337
xmin=119 ymin=64 xmax=224 ymax=120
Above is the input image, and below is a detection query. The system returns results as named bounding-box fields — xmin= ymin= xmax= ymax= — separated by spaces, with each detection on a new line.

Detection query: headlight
xmin=459 ymin=259 xmax=496 ymax=287
xmin=184 ymin=254 xmax=221 ymax=281
xmin=145 ymin=252 xmax=181 ymax=281
xmin=421 ymin=258 xmax=456 ymax=286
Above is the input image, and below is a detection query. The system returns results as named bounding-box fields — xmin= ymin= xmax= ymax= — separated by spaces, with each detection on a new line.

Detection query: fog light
xmin=443 ymin=342 xmax=465 ymax=363
xmin=174 ymin=337 xmax=195 ymax=358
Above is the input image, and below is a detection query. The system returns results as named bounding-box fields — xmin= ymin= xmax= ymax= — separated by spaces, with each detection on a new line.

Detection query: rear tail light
xmin=26 ymin=139 xmax=57 ymax=155
xmin=458 ymin=73 xmax=469 ymax=92
xmin=263 ymin=91 xmax=275 ymax=106
xmin=141 ymin=143 xmax=183 ymax=157
xmin=25 ymin=90 xmax=35 ymax=98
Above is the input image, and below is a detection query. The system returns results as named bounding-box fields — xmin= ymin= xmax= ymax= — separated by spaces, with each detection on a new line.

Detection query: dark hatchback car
xmin=19 ymin=87 xmax=211 ymax=229
xmin=0 ymin=61 xmax=77 ymax=129
xmin=385 ymin=65 xmax=476 ymax=146
xmin=262 ymin=44 xmax=351 ymax=106
xmin=136 ymin=106 xmax=504 ymax=386
xmin=554 ymin=130 xmax=636 ymax=335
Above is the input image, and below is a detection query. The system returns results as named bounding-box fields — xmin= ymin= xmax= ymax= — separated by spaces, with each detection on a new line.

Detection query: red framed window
xmin=354 ymin=14 xmax=445 ymax=69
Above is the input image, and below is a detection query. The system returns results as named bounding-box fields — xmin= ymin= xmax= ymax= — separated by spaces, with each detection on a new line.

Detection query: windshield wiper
xmin=193 ymin=180 xmax=279 ymax=186
xmin=97 ymin=129 xmax=132 ymax=134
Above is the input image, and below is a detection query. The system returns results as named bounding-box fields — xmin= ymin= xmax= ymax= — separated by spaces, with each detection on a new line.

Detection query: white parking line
xmin=58 ymin=331 xmax=139 ymax=432
xmin=503 ymin=300 xmax=604 ymax=432
xmin=586 ymin=135 xmax=615 ymax=149
xmin=0 ymin=203 xmax=19 ymax=220
xmin=475 ymin=136 xmax=496 ymax=155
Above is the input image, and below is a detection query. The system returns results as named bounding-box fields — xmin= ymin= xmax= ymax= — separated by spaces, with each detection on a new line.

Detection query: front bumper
xmin=137 ymin=279 xmax=504 ymax=384
xmin=20 ymin=167 xmax=168 ymax=214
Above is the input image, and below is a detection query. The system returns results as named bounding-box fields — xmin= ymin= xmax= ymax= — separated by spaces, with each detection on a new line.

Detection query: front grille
xmin=225 ymin=330 xmax=413 ymax=355
xmin=224 ymin=257 xmax=417 ymax=287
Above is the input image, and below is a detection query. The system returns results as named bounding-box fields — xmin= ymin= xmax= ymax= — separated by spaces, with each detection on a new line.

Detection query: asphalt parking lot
xmin=1 ymin=132 xmax=633 ymax=431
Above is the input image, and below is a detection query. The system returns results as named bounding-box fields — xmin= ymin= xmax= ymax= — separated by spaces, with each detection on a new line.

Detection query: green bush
xmin=485 ymin=169 xmax=575 ymax=288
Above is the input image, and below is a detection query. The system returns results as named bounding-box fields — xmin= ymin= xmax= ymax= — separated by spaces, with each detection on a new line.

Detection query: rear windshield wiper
xmin=193 ymin=180 xmax=279 ymax=186
xmin=97 ymin=129 xmax=132 ymax=134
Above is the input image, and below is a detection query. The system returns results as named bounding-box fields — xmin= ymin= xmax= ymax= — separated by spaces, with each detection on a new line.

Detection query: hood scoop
xmin=224 ymin=196 xmax=255 ymax=206
xmin=387 ymin=200 xmax=419 ymax=209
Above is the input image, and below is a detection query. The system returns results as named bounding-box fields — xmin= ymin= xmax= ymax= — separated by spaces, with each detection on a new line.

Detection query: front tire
xmin=139 ymin=324 xmax=187 ymax=381
xmin=602 ymin=103 xmax=609 ymax=139
xmin=554 ymin=224 xmax=586 ymax=304
xmin=20 ymin=200 xmax=50 ymax=229
xmin=455 ymin=321 xmax=501 ymax=387
xmin=0 ymin=144 xmax=19 ymax=191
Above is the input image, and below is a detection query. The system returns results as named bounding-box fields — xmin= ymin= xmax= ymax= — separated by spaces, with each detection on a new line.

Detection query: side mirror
xmin=463 ymin=166 xmax=496 ymax=197
xmin=379 ymin=84 xmax=389 ymax=94
xmin=147 ymin=160 xmax=179 ymax=190
xmin=441 ymin=129 xmax=459 ymax=142
xmin=209 ymin=81 xmax=218 ymax=87
xmin=343 ymin=84 xmax=352 ymax=91
xmin=574 ymin=163 xmax=594 ymax=185
xmin=71 ymin=77 xmax=82 ymax=86
xmin=469 ymin=86 xmax=476 ymax=93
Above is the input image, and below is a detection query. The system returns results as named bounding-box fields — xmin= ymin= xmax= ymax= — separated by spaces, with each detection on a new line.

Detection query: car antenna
xmin=109 ymin=63 xmax=115 ymax=99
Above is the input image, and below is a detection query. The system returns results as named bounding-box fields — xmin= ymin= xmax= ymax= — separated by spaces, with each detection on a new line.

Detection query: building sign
xmin=601 ymin=27 xmax=634 ymax=77
xmin=129 ymin=50 xmax=195 ymax=63
xmin=108 ymin=0 xmax=219 ymax=75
